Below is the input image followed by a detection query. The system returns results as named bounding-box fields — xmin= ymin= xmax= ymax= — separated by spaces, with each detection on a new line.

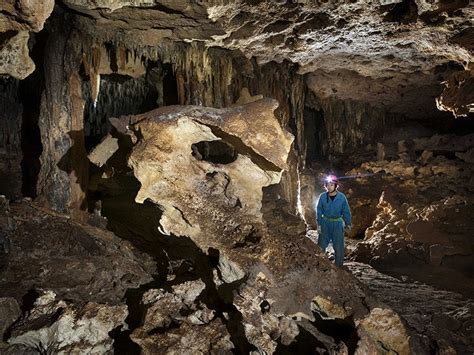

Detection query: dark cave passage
xmin=19 ymin=30 xmax=48 ymax=198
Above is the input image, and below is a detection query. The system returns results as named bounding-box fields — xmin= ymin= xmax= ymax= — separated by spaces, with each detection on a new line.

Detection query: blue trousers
xmin=318 ymin=220 xmax=345 ymax=266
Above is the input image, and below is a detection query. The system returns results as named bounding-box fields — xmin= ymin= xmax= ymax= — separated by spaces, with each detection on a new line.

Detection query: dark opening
xmin=191 ymin=140 xmax=237 ymax=164
xmin=162 ymin=63 xmax=179 ymax=105
xmin=104 ymin=42 xmax=118 ymax=73
xmin=19 ymin=31 xmax=47 ymax=197
xmin=82 ymin=73 xmax=158 ymax=151
xmin=382 ymin=1 xmax=418 ymax=23
xmin=311 ymin=312 xmax=359 ymax=353
xmin=304 ymin=106 xmax=325 ymax=165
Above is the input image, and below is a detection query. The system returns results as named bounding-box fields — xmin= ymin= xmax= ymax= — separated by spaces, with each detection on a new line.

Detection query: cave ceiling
xmin=1 ymin=0 xmax=473 ymax=117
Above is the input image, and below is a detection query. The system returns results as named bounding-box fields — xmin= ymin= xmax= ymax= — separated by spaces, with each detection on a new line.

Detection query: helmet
xmin=324 ymin=174 xmax=338 ymax=185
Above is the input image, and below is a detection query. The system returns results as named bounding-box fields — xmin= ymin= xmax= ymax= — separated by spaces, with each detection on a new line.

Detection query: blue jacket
xmin=316 ymin=191 xmax=352 ymax=227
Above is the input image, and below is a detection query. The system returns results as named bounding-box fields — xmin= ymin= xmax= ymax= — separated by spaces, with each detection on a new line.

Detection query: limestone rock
xmin=356 ymin=307 xmax=411 ymax=355
xmin=6 ymin=290 xmax=127 ymax=354
xmin=88 ymin=134 xmax=119 ymax=167
xmin=436 ymin=67 xmax=474 ymax=117
xmin=117 ymin=99 xmax=293 ymax=243
xmin=109 ymin=100 xmax=416 ymax=353
xmin=59 ymin=0 xmax=473 ymax=119
xmin=0 ymin=0 xmax=54 ymax=80
xmin=0 ymin=200 xmax=155 ymax=304
xmin=0 ymin=0 xmax=54 ymax=32
xmin=0 ymin=297 xmax=20 ymax=339
xmin=132 ymin=318 xmax=234 ymax=354
xmin=136 ymin=280 xmax=206 ymax=334
xmin=348 ymin=262 xmax=474 ymax=354
xmin=0 ymin=31 xmax=35 ymax=79
xmin=456 ymin=147 xmax=474 ymax=163
xmin=131 ymin=281 xmax=232 ymax=354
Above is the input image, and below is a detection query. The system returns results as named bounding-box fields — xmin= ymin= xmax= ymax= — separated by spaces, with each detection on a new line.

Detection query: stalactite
xmin=82 ymin=75 xmax=158 ymax=147
xmin=79 ymin=39 xmax=307 ymax=211
xmin=305 ymin=92 xmax=386 ymax=160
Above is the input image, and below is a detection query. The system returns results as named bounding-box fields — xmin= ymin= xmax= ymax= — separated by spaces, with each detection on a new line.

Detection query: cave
xmin=0 ymin=1 xmax=473 ymax=354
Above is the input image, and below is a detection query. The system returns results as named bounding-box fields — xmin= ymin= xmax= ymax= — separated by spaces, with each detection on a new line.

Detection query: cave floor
xmin=347 ymin=262 xmax=473 ymax=354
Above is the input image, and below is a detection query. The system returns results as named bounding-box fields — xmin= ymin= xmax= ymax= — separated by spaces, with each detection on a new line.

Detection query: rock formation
xmin=0 ymin=0 xmax=473 ymax=353
xmin=84 ymin=98 xmax=421 ymax=353
xmin=0 ymin=0 xmax=54 ymax=78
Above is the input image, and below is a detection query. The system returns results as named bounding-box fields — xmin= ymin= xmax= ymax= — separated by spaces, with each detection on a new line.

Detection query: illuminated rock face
xmin=7 ymin=290 xmax=128 ymax=354
xmin=0 ymin=31 xmax=35 ymax=79
xmin=58 ymin=0 xmax=473 ymax=119
xmin=0 ymin=0 xmax=54 ymax=78
xmin=2 ymin=0 xmax=471 ymax=117
xmin=114 ymin=99 xmax=293 ymax=245
xmin=437 ymin=66 xmax=474 ymax=117
xmin=90 ymin=99 xmax=417 ymax=353
xmin=0 ymin=0 xmax=54 ymax=32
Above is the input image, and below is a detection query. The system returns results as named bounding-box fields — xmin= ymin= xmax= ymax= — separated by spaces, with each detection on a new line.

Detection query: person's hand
xmin=344 ymin=225 xmax=352 ymax=233
xmin=317 ymin=225 xmax=321 ymax=234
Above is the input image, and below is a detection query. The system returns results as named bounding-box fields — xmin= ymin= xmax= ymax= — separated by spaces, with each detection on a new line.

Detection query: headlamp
xmin=324 ymin=175 xmax=338 ymax=184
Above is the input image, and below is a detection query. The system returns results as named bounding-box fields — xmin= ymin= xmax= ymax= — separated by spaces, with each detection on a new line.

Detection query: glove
xmin=317 ymin=225 xmax=321 ymax=234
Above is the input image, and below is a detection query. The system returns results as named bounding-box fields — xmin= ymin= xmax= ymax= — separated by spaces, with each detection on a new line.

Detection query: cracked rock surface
xmin=90 ymin=99 xmax=423 ymax=353
xmin=0 ymin=200 xmax=156 ymax=304
xmin=63 ymin=0 xmax=473 ymax=118
xmin=348 ymin=262 xmax=473 ymax=354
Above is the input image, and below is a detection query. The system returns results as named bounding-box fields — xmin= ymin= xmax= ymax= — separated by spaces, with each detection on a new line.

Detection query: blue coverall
xmin=316 ymin=191 xmax=352 ymax=266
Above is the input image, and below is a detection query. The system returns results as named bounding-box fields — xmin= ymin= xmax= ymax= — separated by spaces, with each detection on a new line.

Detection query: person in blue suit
xmin=316 ymin=175 xmax=352 ymax=267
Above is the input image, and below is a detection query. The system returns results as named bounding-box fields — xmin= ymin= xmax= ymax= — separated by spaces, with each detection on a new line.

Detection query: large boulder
xmin=93 ymin=99 xmax=418 ymax=353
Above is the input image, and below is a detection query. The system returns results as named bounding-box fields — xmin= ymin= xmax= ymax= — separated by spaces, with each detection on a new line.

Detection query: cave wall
xmin=305 ymin=90 xmax=387 ymax=161
xmin=29 ymin=26 xmax=392 ymax=215
xmin=36 ymin=17 xmax=88 ymax=218
xmin=53 ymin=33 xmax=308 ymax=214
xmin=8 ymin=8 xmax=404 ymax=217
xmin=0 ymin=77 xmax=22 ymax=200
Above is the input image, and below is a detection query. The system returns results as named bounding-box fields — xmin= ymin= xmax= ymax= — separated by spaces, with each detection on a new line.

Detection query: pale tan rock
xmin=121 ymin=99 xmax=292 ymax=244
xmin=312 ymin=295 xmax=349 ymax=319
xmin=64 ymin=0 xmax=163 ymax=12
xmin=132 ymin=318 xmax=234 ymax=355
xmin=0 ymin=0 xmax=54 ymax=32
xmin=234 ymin=87 xmax=263 ymax=105
xmin=7 ymin=290 xmax=127 ymax=353
xmin=88 ymin=134 xmax=119 ymax=167
xmin=0 ymin=31 xmax=34 ymax=79
xmin=356 ymin=307 xmax=411 ymax=355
